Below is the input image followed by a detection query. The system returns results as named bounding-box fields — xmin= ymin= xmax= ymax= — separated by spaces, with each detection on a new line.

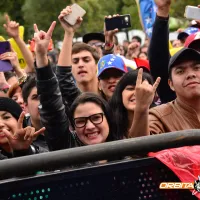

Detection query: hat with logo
xmin=184 ymin=31 xmax=200 ymax=48
xmin=97 ymin=54 xmax=127 ymax=77
xmin=168 ymin=48 xmax=200 ymax=71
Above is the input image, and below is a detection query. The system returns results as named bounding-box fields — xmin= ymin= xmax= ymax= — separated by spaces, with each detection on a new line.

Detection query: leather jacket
xmin=0 ymin=145 xmax=45 ymax=160
xmin=36 ymin=64 xmax=82 ymax=151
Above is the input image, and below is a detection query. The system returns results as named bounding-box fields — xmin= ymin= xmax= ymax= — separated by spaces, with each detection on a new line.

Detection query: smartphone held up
xmin=105 ymin=14 xmax=131 ymax=31
xmin=185 ymin=6 xmax=200 ymax=21
xmin=63 ymin=4 xmax=86 ymax=26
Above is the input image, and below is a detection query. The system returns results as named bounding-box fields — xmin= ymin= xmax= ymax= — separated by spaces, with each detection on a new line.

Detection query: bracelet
xmin=18 ymin=75 xmax=28 ymax=85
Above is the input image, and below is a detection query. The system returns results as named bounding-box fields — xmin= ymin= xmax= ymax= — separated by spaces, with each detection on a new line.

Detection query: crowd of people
xmin=0 ymin=0 xmax=200 ymax=172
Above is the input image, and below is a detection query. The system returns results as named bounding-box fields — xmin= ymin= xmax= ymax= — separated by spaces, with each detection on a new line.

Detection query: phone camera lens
xmin=124 ymin=17 xmax=129 ymax=22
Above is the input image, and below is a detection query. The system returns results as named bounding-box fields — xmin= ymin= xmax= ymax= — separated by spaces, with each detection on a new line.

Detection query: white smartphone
xmin=63 ymin=4 xmax=86 ymax=26
xmin=185 ymin=6 xmax=200 ymax=20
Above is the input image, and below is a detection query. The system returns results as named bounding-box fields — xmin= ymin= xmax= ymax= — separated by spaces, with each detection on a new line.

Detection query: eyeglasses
xmin=74 ymin=113 xmax=104 ymax=128
xmin=88 ymin=42 xmax=104 ymax=48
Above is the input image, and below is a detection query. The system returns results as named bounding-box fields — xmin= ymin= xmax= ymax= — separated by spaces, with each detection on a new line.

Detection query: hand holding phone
xmin=63 ymin=4 xmax=86 ymax=26
xmin=185 ymin=6 xmax=200 ymax=20
xmin=105 ymin=14 xmax=131 ymax=31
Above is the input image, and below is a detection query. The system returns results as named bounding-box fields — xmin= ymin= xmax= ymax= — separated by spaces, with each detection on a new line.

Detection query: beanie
xmin=0 ymin=97 xmax=26 ymax=127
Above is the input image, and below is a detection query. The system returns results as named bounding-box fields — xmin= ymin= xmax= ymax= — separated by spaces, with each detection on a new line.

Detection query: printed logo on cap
xmin=99 ymin=60 xmax=105 ymax=69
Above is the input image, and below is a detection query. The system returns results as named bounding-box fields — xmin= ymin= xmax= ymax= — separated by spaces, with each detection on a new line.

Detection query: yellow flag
xmin=0 ymin=36 xmax=6 ymax=41
xmin=169 ymin=41 xmax=173 ymax=49
xmin=170 ymin=47 xmax=183 ymax=56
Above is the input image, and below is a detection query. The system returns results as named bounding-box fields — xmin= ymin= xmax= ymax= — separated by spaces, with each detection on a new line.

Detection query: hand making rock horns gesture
xmin=2 ymin=112 xmax=45 ymax=151
xmin=135 ymin=68 xmax=161 ymax=111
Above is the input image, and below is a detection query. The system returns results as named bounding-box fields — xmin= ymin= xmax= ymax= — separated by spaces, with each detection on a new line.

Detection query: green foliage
xmin=0 ymin=0 xmax=25 ymax=39
xmin=170 ymin=0 xmax=199 ymax=19
xmin=22 ymin=0 xmax=70 ymax=42
xmin=0 ymin=0 xmax=25 ymax=23
xmin=169 ymin=0 xmax=200 ymax=30
xmin=21 ymin=0 xmax=141 ymax=40
xmin=77 ymin=0 xmax=105 ymax=36
xmin=0 ymin=13 xmax=7 ymax=39
xmin=0 ymin=0 xmax=200 ymax=42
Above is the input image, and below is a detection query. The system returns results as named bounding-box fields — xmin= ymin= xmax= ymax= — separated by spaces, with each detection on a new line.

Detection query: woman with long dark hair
xmin=110 ymin=69 xmax=160 ymax=139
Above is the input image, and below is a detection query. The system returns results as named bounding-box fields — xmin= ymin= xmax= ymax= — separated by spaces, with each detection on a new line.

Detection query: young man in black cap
xmin=83 ymin=15 xmax=119 ymax=57
xmin=149 ymin=48 xmax=200 ymax=134
xmin=83 ymin=32 xmax=105 ymax=57
xmin=149 ymin=0 xmax=200 ymax=104
xmin=129 ymin=48 xmax=200 ymax=137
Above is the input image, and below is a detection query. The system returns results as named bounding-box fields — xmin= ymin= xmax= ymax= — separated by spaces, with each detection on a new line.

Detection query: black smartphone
xmin=105 ymin=14 xmax=131 ymax=31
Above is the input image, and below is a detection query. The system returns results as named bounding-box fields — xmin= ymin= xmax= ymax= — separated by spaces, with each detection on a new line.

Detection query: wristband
xmin=104 ymin=42 xmax=114 ymax=47
xmin=156 ymin=14 xmax=169 ymax=20
xmin=0 ymin=85 xmax=10 ymax=94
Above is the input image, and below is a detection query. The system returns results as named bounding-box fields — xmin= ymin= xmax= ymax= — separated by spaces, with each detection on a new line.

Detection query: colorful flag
xmin=135 ymin=0 xmax=157 ymax=38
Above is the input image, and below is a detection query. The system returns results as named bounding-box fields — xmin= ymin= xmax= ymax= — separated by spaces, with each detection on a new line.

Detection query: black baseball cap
xmin=168 ymin=48 xmax=200 ymax=71
xmin=83 ymin=33 xmax=105 ymax=44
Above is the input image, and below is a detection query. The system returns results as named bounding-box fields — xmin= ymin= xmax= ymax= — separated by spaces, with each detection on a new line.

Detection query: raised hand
xmin=135 ymin=68 xmax=161 ymax=111
xmin=154 ymin=0 xmax=171 ymax=8
xmin=33 ymin=21 xmax=56 ymax=56
xmin=3 ymin=14 xmax=19 ymax=39
xmin=0 ymin=48 xmax=25 ymax=78
xmin=154 ymin=0 xmax=171 ymax=17
xmin=33 ymin=21 xmax=56 ymax=67
xmin=128 ymin=42 xmax=140 ymax=51
xmin=58 ymin=6 xmax=83 ymax=35
xmin=2 ymin=112 xmax=45 ymax=151
xmin=0 ymin=49 xmax=20 ymax=68
xmin=104 ymin=15 xmax=119 ymax=50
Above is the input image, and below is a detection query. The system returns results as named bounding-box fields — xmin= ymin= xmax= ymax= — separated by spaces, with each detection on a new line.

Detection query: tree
xmin=2 ymin=0 xmax=200 ymax=42
xmin=170 ymin=0 xmax=199 ymax=19
xmin=0 ymin=0 xmax=25 ymax=39
xmin=22 ymin=0 xmax=70 ymax=42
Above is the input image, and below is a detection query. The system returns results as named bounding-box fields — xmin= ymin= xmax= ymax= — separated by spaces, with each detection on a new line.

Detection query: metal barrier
xmin=0 ymin=130 xmax=200 ymax=200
